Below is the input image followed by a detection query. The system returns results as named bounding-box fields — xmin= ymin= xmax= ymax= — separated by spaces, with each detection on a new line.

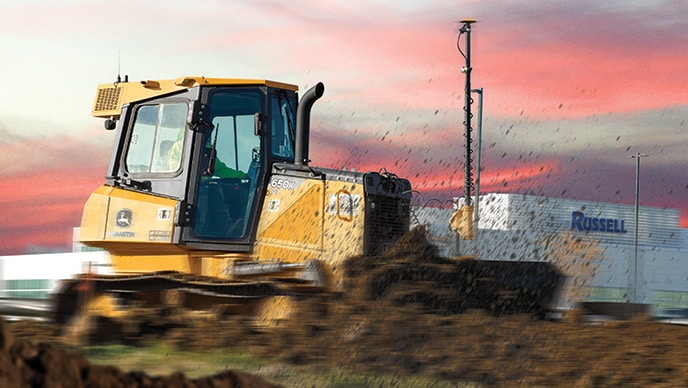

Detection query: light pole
xmin=629 ymin=152 xmax=648 ymax=304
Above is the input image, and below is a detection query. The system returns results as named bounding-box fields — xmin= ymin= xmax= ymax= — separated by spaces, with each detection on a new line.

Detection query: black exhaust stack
xmin=295 ymin=82 xmax=325 ymax=165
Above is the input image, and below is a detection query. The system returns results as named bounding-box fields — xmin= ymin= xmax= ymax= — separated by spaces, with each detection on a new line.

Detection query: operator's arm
xmin=168 ymin=141 xmax=183 ymax=171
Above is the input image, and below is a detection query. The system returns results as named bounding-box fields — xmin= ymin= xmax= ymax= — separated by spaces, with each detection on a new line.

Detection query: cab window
xmin=269 ymin=92 xmax=296 ymax=160
xmin=125 ymin=102 xmax=188 ymax=174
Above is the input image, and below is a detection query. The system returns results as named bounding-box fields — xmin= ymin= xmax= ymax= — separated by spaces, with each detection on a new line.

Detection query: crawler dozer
xmin=54 ymin=77 xmax=415 ymax=330
xmin=53 ymin=76 xmax=562 ymax=337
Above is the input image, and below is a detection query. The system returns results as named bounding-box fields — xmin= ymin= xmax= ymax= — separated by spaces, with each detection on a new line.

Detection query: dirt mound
xmin=0 ymin=319 xmax=277 ymax=387
xmin=344 ymin=226 xmax=562 ymax=317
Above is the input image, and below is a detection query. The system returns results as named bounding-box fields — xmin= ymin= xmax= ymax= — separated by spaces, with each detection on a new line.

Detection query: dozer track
xmin=52 ymin=271 xmax=326 ymax=342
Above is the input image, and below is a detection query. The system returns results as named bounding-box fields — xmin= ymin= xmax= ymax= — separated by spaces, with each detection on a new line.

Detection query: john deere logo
xmin=116 ymin=209 xmax=133 ymax=228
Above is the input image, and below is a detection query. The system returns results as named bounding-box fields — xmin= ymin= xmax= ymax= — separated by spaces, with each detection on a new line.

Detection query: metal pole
xmin=459 ymin=19 xmax=476 ymax=206
xmin=451 ymin=18 xmax=477 ymax=246
xmin=629 ymin=152 xmax=648 ymax=303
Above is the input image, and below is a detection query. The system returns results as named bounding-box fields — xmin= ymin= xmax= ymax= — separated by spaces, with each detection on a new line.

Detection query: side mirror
xmin=104 ymin=119 xmax=117 ymax=130
xmin=254 ymin=112 xmax=263 ymax=136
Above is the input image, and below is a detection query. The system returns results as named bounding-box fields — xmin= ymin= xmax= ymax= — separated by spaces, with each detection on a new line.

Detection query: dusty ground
xmin=0 ymin=319 xmax=277 ymax=387
xmin=7 ymin=227 xmax=688 ymax=386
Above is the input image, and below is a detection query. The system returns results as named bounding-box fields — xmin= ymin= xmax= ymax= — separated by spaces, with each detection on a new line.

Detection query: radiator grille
xmin=364 ymin=194 xmax=410 ymax=256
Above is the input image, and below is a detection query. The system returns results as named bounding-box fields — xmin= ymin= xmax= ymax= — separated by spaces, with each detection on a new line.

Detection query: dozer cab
xmin=54 ymin=77 xmax=412 ymax=330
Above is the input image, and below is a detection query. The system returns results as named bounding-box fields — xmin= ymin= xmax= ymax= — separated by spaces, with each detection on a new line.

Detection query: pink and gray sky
xmin=1 ymin=0 xmax=687 ymax=254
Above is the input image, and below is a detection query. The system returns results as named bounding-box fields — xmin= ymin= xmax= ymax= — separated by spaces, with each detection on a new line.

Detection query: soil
xmin=0 ymin=318 xmax=277 ymax=387
xmin=7 ymin=227 xmax=688 ymax=387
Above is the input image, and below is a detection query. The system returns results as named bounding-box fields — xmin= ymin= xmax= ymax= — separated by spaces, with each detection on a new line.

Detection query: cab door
xmin=178 ymin=87 xmax=266 ymax=251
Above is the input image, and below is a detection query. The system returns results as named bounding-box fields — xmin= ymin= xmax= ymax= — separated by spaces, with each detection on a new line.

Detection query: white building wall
xmin=0 ymin=251 xmax=111 ymax=298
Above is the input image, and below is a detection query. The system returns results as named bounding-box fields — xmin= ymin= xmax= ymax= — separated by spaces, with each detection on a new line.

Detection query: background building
xmin=0 ymin=229 xmax=110 ymax=299
xmin=0 ymin=251 xmax=110 ymax=299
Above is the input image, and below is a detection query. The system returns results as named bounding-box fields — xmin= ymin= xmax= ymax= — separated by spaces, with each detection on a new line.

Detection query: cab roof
xmin=169 ymin=77 xmax=298 ymax=91
xmin=92 ymin=76 xmax=299 ymax=118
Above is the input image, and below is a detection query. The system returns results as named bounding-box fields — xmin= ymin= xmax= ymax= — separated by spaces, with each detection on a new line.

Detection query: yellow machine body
xmin=78 ymin=175 xmax=370 ymax=291
xmin=79 ymin=185 xmax=243 ymax=276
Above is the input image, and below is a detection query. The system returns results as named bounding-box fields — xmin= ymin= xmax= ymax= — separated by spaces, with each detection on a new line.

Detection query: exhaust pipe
xmin=294 ymin=82 xmax=325 ymax=165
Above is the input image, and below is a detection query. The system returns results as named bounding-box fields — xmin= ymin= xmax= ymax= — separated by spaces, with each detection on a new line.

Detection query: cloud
xmin=0 ymin=169 xmax=103 ymax=255
xmin=0 ymin=127 xmax=110 ymax=254
xmin=0 ymin=123 xmax=112 ymax=175
xmin=471 ymin=1 xmax=688 ymax=118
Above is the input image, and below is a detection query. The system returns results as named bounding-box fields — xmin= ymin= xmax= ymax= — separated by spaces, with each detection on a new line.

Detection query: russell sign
xmin=570 ymin=211 xmax=628 ymax=234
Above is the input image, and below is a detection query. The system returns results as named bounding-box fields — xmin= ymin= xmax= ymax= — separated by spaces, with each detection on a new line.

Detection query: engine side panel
xmin=254 ymin=174 xmax=326 ymax=263
xmin=254 ymin=169 xmax=368 ymax=291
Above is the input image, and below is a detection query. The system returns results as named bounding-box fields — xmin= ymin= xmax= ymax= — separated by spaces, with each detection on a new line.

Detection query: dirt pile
xmin=0 ymin=319 xmax=277 ymax=387
xmin=343 ymin=226 xmax=563 ymax=317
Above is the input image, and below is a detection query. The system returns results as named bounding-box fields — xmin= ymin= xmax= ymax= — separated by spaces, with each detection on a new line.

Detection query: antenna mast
xmin=115 ymin=50 xmax=128 ymax=84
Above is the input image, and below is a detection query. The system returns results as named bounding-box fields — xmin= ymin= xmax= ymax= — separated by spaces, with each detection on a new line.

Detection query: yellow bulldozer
xmin=54 ymin=77 xmax=416 ymax=328
xmin=53 ymin=76 xmax=563 ymax=337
